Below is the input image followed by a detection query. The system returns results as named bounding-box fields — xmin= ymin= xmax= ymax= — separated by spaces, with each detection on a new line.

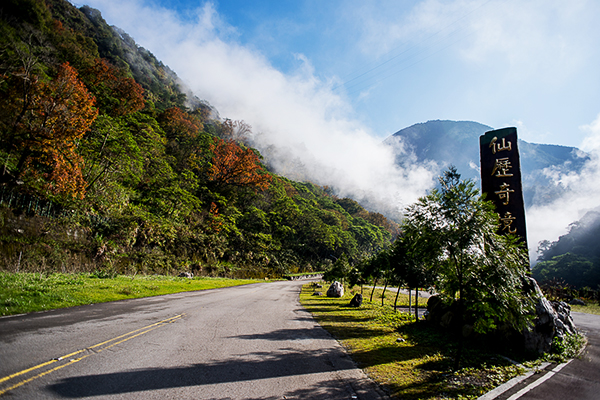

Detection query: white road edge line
xmin=505 ymin=361 xmax=572 ymax=400
xmin=477 ymin=362 xmax=552 ymax=400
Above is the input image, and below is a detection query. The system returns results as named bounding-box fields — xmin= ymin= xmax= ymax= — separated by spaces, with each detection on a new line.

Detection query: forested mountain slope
xmin=533 ymin=209 xmax=600 ymax=289
xmin=0 ymin=0 xmax=396 ymax=277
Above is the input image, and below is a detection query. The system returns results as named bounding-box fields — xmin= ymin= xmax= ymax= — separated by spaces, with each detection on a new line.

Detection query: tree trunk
xmin=415 ymin=289 xmax=419 ymax=322
xmin=370 ymin=278 xmax=378 ymax=302
xmin=408 ymin=288 xmax=412 ymax=314
xmin=394 ymin=287 xmax=401 ymax=312
xmin=381 ymin=278 xmax=388 ymax=306
xmin=454 ymin=298 xmax=464 ymax=371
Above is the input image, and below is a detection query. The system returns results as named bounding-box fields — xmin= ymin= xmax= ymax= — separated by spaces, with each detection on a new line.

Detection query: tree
xmin=83 ymin=58 xmax=144 ymax=116
xmin=390 ymin=235 xmax=436 ymax=319
xmin=220 ymin=119 xmax=252 ymax=141
xmin=401 ymin=167 xmax=536 ymax=368
xmin=1 ymin=62 xmax=98 ymax=198
xmin=360 ymin=250 xmax=389 ymax=303
xmin=323 ymin=253 xmax=351 ymax=284
xmin=79 ymin=115 xmax=143 ymax=205
xmin=207 ymin=138 xmax=272 ymax=191
xmin=159 ymin=107 xmax=203 ymax=140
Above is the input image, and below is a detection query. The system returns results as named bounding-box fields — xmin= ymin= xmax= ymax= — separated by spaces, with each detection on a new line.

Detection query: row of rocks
xmin=313 ymin=281 xmax=363 ymax=307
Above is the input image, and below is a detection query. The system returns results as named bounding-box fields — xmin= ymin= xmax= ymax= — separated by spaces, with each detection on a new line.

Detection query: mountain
xmin=532 ymin=208 xmax=600 ymax=289
xmin=384 ymin=120 xmax=590 ymax=208
xmin=0 ymin=0 xmax=396 ymax=278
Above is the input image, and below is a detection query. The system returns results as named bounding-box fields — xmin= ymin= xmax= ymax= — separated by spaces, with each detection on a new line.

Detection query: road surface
xmin=0 ymin=279 xmax=388 ymax=399
xmin=480 ymin=311 xmax=600 ymax=400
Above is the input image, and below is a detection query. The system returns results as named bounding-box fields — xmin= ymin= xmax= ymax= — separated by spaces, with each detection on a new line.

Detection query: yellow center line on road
xmin=0 ymin=314 xmax=184 ymax=396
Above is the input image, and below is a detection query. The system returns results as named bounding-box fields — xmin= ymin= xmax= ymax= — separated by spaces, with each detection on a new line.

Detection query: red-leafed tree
xmin=1 ymin=62 xmax=98 ymax=198
xmin=207 ymin=138 xmax=271 ymax=191
xmin=159 ymin=107 xmax=203 ymax=139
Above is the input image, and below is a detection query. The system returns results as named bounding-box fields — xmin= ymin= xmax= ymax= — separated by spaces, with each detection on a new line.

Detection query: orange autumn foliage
xmin=85 ymin=59 xmax=145 ymax=116
xmin=208 ymin=138 xmax=271 ymax=191
xmin=207 ymin=202 xmax=224 ymax=233
xmin=17 ymin=62 xmax=98 ymax=198
xmin=159 ymin=107 xmax=203 ymax=139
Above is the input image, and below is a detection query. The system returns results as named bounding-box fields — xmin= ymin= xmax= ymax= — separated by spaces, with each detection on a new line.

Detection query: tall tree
xmin=207 ymin=138 xmax=271 ymax=191
xmin=402 ymin=167 xmax=536 ymax=368
xmin=83 ymin=58 xmax=144 ymax=116
xmin=1 ymin=61 xmax=98 ymax=198
xmin=390 ymin=235 xmax=436 ymax=319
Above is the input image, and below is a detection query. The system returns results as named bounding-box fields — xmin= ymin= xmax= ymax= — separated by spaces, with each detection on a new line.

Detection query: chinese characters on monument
xmin=480 ymin=127 xmax=528 ymax=249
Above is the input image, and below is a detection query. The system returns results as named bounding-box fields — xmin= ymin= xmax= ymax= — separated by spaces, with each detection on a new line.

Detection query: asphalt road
xmin=509 ymin=311 xmax=600 ymax=400
xmin=485 ymin=311 xmax=600 ymax=400
xmin=0 ymin=279 xmax=388 ymax=399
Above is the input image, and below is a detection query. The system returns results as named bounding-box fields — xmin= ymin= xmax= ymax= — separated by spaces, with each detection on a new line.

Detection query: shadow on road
xmin=230 ymin=327 xmax=332 ymax=341
xmin=47 ymin=348 xmax=354 ymax=398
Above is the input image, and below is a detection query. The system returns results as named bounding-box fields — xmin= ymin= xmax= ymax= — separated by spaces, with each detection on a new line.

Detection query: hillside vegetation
xmin=533 ymin=209 xmax=600 ymax=290
xmin=0 ymin=0 xmax=396 ymax=278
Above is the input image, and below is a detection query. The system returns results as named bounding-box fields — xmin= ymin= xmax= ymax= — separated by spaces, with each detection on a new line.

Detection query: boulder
xmin=349 ymin=293 xmax=363 ymax=307
xmin=178 ymin=272 xmax=193 ymax=278
xmin=312 ymin=291 xmax=323 ymax=296
xmin=326 ymin=281 xmax=344 ymax=298
xmin=425 ymin=278 xmax=578 ymax=354
xmin=569 ymin=298 xmax=586 ymax=306
xmin=523 ymin=277 xmax=578 ymax=354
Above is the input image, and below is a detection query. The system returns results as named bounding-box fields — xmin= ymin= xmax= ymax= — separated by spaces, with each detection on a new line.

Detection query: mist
xmin=526 ymin=114 xmax=600 ymax=261
xmin=82 ymin=0 xmax=440 ymax=215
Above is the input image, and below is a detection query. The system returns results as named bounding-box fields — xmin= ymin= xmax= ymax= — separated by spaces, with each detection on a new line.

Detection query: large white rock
xmin=326 ymin=281 xmax=344 ymax=298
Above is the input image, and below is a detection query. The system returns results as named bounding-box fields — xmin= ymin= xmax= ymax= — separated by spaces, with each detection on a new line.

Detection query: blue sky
xmin=81 ymin=0 xmax=600 ymax=148
xmin=79 ymin=0 xmax=600 ymax=253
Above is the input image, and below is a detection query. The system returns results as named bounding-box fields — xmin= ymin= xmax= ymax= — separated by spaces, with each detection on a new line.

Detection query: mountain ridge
xmin=384 ymin=119 xmax=590 ymax=208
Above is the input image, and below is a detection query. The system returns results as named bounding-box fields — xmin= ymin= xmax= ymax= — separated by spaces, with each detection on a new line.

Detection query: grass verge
xmin=300 ymin=283 xmax=540 ymax=400
xmin=570 ymin=302 xmax=600 ymax=315
xmin=0 ymin=271 xmax=262 ymax=316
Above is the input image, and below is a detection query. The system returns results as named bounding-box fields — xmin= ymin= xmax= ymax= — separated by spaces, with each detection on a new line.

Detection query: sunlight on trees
xmin=1 ymin=62 xmax=98 ymax=198
xmin=401 ymin=167 xmax=535 ymax=334
xmin=208 ymin=138 xmax=272 ymax=191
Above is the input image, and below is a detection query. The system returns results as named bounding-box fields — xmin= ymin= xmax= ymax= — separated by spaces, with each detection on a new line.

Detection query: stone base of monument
xmin=425 ymin=277 xmax=578 ymax=355
xmin=522 ymin=277 xmax=577 ymax=354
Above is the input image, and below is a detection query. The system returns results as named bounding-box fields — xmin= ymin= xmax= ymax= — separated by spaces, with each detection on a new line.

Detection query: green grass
xmin=300 ymin=283 xmax=538 ymax=400
xmin=0 ymin=272 xmax=262 ymax=316
xmin=571 ymin=302 xmax=600 ymax=315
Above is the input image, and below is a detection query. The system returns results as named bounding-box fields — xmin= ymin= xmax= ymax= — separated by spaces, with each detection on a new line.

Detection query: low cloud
xmin=82 ymin=0 xmax=440 ymax=215
xmin=526 ymin=114 xmax=600 ymax=260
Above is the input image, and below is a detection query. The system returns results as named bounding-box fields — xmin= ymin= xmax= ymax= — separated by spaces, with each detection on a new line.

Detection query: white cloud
xmin=527 ymin=113 xmax=600 ymax=260
xmin=83 ymin=0 xmax=439 ymax=214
